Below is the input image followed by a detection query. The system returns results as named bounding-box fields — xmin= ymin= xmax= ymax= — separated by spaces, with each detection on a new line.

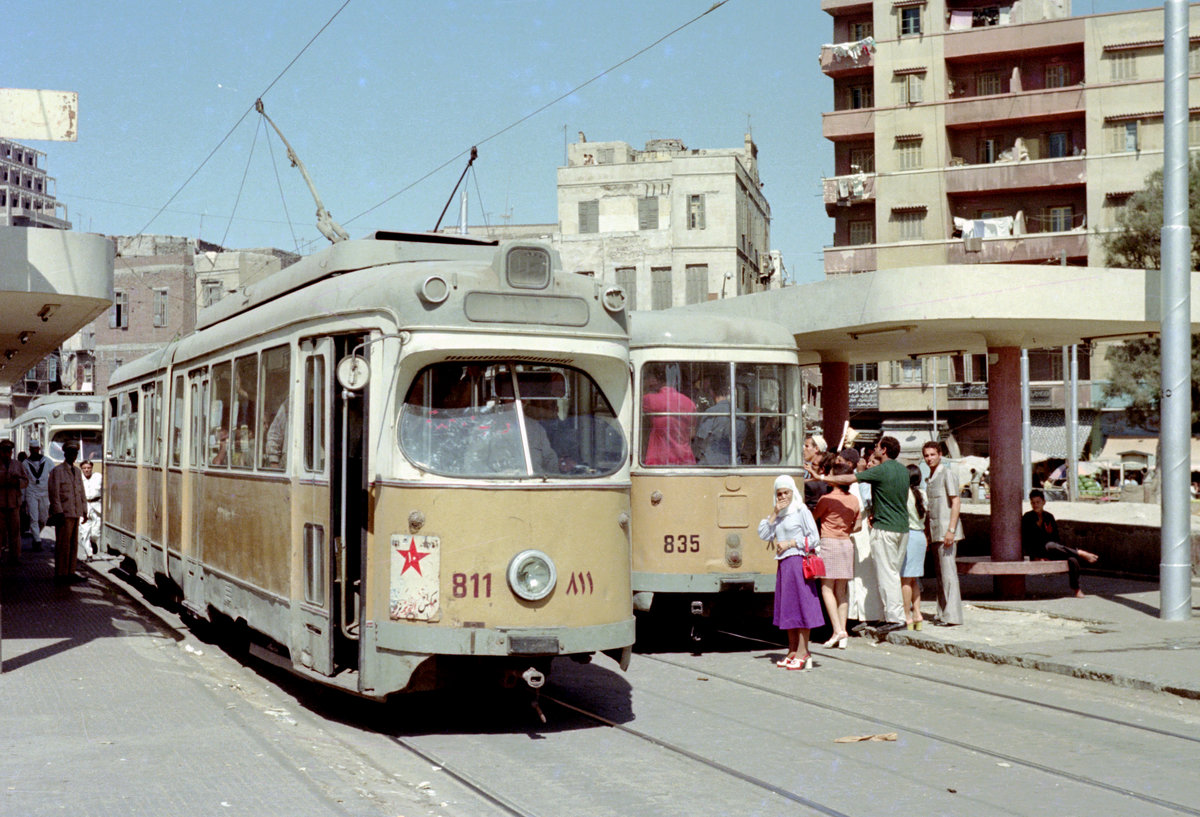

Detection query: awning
xmin=1098 ymin=436 xmax=1155 ymax=466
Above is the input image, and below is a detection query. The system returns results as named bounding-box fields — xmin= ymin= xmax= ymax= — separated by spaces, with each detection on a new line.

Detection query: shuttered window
xmin=615 ymin=267 xmax=637 ymax=311
xmin=578 ymin=200 xmax=599 ymax=233
xmin=651 ymin=267 xmax=673 ymax=310
xmin=638 ymin=197 xmax=659 ymax=230
xmin=685 ymin=264 xmax=708 ymax=305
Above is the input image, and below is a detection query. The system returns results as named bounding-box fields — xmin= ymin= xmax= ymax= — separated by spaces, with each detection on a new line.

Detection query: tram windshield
xmin=399 ymin=362 xmax=625 ymax=478
xmin=49 ymin=429 xmax=104 ymax=465
xmin=639 ymin=361 xmax=802 ymax=468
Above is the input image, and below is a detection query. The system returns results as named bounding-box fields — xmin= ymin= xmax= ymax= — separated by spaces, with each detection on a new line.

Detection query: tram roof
xmin=675 ymin=265 xmax=1195 ymax=365
xmin=628 ymin=310 xmax=796 ymax=352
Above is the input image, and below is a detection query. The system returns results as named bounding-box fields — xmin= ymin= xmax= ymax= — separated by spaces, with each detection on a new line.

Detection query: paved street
xmin=3 ymin=537 xmax=1200 ymax=817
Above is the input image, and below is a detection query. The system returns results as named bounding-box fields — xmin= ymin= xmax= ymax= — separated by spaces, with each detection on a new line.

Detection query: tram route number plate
xmin=390 ymin=534 xmax=441 ymax=621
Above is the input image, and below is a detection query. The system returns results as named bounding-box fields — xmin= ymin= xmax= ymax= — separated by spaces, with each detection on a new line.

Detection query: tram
xmin=6 ymin=393 xmax=104 ymax=466
xmin=103 ymin=232 xmax=635 ymax=698
xmin=628 ymin=311 xmax=805 ymax=641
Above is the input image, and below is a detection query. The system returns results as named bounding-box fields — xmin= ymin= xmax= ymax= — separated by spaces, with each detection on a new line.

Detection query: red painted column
xmin=988 ymin=346 xmax=1024 ymax=597
xmin=819 ymin=360 xmax=850 ymax=448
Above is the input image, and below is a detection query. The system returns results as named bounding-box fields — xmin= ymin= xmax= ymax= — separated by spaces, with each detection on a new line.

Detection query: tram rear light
xmin=602 ymin=286 xmax=626 ymax=313
xmin=507 ymin=549 xmax=557 ymax=601
xmin=416 ymin=275 xmax=450 ymax=304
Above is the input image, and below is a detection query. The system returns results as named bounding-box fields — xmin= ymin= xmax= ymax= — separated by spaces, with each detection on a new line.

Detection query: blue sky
xmin=7 ymin=0 xmax=1160 ymax=284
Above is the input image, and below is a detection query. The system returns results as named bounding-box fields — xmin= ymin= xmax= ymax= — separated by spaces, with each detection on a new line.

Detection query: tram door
xmin=294 ymin=335 xmax=366 ymax=676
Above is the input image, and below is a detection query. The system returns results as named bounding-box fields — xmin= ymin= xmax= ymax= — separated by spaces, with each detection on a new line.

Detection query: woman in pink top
xmin=814 ymin=461 xmax=860 ymax=649
xmin=641 ymin=366 xmax=696 ymax=465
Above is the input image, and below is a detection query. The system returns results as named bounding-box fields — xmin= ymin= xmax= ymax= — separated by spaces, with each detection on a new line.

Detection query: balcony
xmin=944 ymin=16 xmax=1084 ymax=60
xmin=820 ymin=0 xmax=872 ymax=11
xmin=823 ymin=173 xmax=876 ymax=214
xmin=824 ymin=244 xmax=877 ymax=275
xmin=944 ymin=86 xmax=1085 ymax=128
xmin=944 ymin=156 xmax=1085 ymax=194
xmin=820 ymin=39 xmax=874 ymax=77
xmin=823 ymin=107 xmax=875 ymax=141
xmin=945 ymin=230 xmax=1088 ymax=265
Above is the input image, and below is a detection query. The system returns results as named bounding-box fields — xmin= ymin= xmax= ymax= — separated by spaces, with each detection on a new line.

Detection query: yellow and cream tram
xmin=103 ymin=232 xmax=634 ymax=698
xmin=628 ymin=311 xmax=805 ymax=640
xmin=6 ymin=393 xmax=104 ymax=466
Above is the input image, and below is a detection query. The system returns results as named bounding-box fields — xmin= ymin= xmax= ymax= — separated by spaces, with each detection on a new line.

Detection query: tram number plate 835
xmin=663 ymin=534 xmax=700 ymax=553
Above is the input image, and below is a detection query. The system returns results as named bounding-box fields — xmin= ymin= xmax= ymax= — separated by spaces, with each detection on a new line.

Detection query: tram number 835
xmin=663 ymin=534 xmax=700 ymax=554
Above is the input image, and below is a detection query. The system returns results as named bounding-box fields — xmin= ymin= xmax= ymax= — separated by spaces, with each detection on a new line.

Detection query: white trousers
xmin=25 ymin=490 xmax=49 ymax=541
xmin=870 ymin=528 xmax=909 ymax=625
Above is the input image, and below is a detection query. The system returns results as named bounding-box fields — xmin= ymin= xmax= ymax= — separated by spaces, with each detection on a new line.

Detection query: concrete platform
xmin=956 ymin=555 xmax=1069 ymax=575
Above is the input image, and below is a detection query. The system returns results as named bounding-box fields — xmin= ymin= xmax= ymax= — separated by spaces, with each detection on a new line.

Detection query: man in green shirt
xmin=821 ymin=435 xmax=909 ymax=631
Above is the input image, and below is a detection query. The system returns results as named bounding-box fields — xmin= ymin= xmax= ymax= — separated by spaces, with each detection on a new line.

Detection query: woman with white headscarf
xmin=758 ymin=474 xmax=824 ymax=670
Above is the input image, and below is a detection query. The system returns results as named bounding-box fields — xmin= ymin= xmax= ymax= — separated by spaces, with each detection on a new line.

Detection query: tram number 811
xmin=663 ymin=534 xmax=700 ymax=553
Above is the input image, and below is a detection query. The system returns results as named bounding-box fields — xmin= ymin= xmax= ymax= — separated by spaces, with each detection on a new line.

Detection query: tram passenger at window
xmin=693 ymin=378 xmax=745 ymax=466
xmin=520 ymin=400 xmax=564 ymax=475
xmin=641 ymin=364 xmax=696 ymax=466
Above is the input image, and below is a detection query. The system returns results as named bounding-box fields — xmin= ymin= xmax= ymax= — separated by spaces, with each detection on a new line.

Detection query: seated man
xmin=1021 ymin=488 xmax=1099 ymax=598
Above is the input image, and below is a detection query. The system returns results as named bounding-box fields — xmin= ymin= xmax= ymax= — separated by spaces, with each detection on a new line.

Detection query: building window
xmin=849 ymin=147 xmax=875 ymax=173
xmin=110 ymin=290 xmax=129 ymax=329
xmin=1047 ymin=205 xmax=1073 ymax=232
xmin=687 ymin=194 xmax=706 ymax=230
xmin=1044 ymin=64 xmax=1068 ymax=88
xmin=685 ymin=264 xmax=708 ymax=305
xmin=638 ymin=196 xmax=659 ymax=230
xmin=153 ymin=288 xmax=168 ymax=327
xmin=1113 ymin=121 xmax=1139 ymax=153
xmin=897 ymin=139 xmax=923 ymax=170
xmin=1191 ymin=45 xmax=1200 ymax=74
xmin=849 ymin=220 xmax=875 ymax=246
xmin=1047 ymin=131 xmax=1069 ymax=158
xmin=1110 ymin=51 xmax=1136 ymax=81
xmin=896 ymin=210 xmax=925 ymax=240
xmin=976 ymin=71 xmax=1001 ymax=96
xmin=978 ymin=137 xmax=999 ymax=164
xmin=891 ymin=359 xmax=924 ymax=384
xmin=651 ymin=266 xmax=673 ymax=310
xmin=847 ymin=84 xmax=873 ymax=109
xmin=578 ymin=200 xmax=599 ymax=234
xmin=1190 ymin=116 xmax=1200 ymax=145
xmin=615 ymin=266 xmax=637 ymax=311
xmin=852 ymin=20 xmax=873 ymax=40
xmin=851 ymin=362 xmax=878 ymax=381
xmin=899 ymin=6 xmax=921 ymax=36
xmin=901 ymin=73 xmax=924 ymax=104
xmin=201 ymin=279 xmax=223 ymax=307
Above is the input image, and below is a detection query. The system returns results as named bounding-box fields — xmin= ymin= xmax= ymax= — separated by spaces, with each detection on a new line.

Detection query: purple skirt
xmin=773 ymin=555 xmax=825 ymax=630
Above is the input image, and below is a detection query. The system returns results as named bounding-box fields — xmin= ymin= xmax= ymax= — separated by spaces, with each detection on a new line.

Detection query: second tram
xmin=6 ymin=393 xmax=104 ymax=466
xmin=103 ymin=232 xmax=635 ymax=698
xmin=628 ymin=311 xmax=805 ymax=640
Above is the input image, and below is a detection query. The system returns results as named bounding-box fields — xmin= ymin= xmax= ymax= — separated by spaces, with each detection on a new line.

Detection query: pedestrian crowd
xmin=760 ymin=434 xmax=965 ymax=671
xmin=0 ymin=438 xmax=103 ymax=584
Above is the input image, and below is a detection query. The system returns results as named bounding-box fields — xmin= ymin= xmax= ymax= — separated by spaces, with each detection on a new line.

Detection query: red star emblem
xmin=397 ymin=537 xmax=430 ymax=576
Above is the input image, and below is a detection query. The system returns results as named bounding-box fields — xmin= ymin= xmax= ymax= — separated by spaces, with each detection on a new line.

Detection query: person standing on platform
xmin=759 ymin=474 xmax=824 ymax=670
xmin=48 ymin=442 xmax=88 ymax=584
xmin=22 ymin=440 xmax=52 ymax=550
xmin=820 ymin=435 xmax=909 ymax=633
xmin=79 ymin=460 xmax=103 ymax=560
xmin=1 ymin=439 xmax=28 ymax=565
xmin=923 ymin=441 xmax=964 ymax=626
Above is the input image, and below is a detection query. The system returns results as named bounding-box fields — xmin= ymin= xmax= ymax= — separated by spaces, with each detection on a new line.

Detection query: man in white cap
xmin=22 ymin=440 xmax=52 ymax=549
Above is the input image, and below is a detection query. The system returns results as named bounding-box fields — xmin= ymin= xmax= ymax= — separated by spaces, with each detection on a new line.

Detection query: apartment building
xmin=0 ymin=137 xmax=70 ymax=230
xmin=819 ymin=1 xmax=1193 ymax=457
xmin=556 ymin=134 xmax=779 ymax=309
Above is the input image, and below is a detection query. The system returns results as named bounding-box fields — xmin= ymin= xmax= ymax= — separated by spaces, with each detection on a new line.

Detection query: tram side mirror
xmin=337 ymin=355 xmax=371 ymax=391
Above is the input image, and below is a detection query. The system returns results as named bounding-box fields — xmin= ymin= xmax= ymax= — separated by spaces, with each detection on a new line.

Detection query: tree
xmin=1101 ymin=157 xmax=1200 ymax=430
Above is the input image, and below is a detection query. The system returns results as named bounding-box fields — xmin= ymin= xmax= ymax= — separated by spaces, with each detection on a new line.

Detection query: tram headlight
xmin=507 ymin=549 xmax=557 ymax=601
xmin=416 ymin=275 xmax=450 ymax=304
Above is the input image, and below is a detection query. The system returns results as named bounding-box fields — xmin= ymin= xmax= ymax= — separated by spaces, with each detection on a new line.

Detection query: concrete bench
xmin=956 ymin=556 xmax=1070 ymax=576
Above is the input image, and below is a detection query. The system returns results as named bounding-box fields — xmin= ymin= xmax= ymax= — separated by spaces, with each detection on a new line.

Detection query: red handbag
xmin=802 ymin=553 xmax=826 ymax=579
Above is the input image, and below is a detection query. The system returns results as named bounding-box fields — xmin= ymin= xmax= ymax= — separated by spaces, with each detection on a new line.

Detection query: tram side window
xmin=303 ymin=356 xmax=326 ymax=473
xmin=231 ymin=354 xmax=258 ymax=469
xmin=208 ymin=362 xmax=232 ymax=468
xmin=122 ymin=392 xmax=139 ymax=461
xmin=106 ymin=396 xmax=119 ymax=460
xmin=189 ymin=374 xmax=207 ymax=469
xmin=735 ymin=364 xmax=802 ymax=467
xmin=259 ymin=345 xmax=290 ymax=471
xmin=399 ymin=361 xmax=624 ymax=478
xmin=171 ymin=375 xmax=184 ymax=467
xmin=141 ymin=382 xmax=161 ymax=465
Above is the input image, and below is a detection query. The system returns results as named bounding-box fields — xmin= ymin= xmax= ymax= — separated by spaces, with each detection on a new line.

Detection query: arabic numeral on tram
xmin=663 ymin=533 xmax=700 ymax=554
xmin=452 ymin=572 xmax=492 ymax=598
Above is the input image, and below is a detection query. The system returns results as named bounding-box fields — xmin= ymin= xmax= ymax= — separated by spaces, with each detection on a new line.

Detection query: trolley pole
xmin=1160 ymin=0 xmax=1192 ymax=621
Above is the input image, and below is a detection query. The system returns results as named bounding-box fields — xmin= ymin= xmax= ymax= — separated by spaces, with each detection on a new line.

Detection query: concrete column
xmin=988 ymin=346 xmax=1024 ymax=597
xmin=819 ymin=360 xmax=850 ymax=448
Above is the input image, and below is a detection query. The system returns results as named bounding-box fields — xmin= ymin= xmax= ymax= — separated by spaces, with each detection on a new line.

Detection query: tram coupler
xmin=689 ymin=600 xmax=710 ymax=646
xmin=522 ymin=667 xmax=547 ymax=724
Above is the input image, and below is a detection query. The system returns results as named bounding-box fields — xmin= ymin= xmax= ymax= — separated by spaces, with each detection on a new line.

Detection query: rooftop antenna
xmin=255 ymin=98 xmax=348 ymax=244
xmin=434 ymin=147 xmax=478 ymax=232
